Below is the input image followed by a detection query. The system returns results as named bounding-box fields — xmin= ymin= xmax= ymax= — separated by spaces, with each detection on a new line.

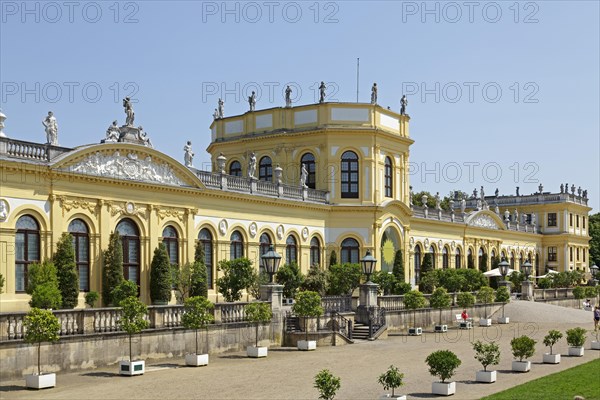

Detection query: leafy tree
xmin=479 ymin=253 xmax=488 ymax=273
xmin=119 ymin=296 xmax=149 ymax=362
xmin=314 ymin=369 xmax=341 ymax=400
xmin=565 ymin=327 xmax=587 ymax=347
xmin=456 ymin=291 xmax=475 ymax=309
xmin=102 ymin=231 xmax=124 ymax=306
xmin=425 ymin=350 xmax=461 ymax=383
xmin=589 ymin=212 xmax=600 ymax=265
xmin=392 ymin=250 xmax=404 ymax=282
xmin=421 ymin=253 xmax=433 ymax=274
xmin=404 ymin=290 xmax=427 ymax=328
xmin=84 ymin=291 xmax=99 ymax=308
xmin=372 ymin=271 xmax=397 ymax=295
xmin=27 ymin=261 xmax=62 ymax=309
xmin=191 ymin=241 xmax=209 ymax=298
xmin=458 ymin=269 xmax=487 ymax=292
xmin=24 ymin=308 xmax=60 ymax=375
xmin=495 ymin=286 xmax=511 ymax=319
xmin=111 ymin=280 xmax=138 ymax=306
xmin=182 ymin=296 xmax=214 ymax=355
xmin=27 ymin=260 xmax=59 ymax=295
xmin=508 ymin=271 xmax=525 ymax=293
xmin=419 ymin=270 xmax=438 ymax=294
xmin=216 ymin=258 xmax=255 ymax=302
xmin=430 ymin=287 xmax=452 ymax=326
xmin=292 ymin=291 xmax=323 ymax=341
xmin=275 ymin=262 xmax=305 ymax=299
xmin=472 ymin=340 xmax=500 ymax=372
xmin=477 ymin=286 xmax=495 ymax=318
xmin=543 ymin=330 xmax=562 ymax=355
xmin=327 ymin=263 xmax=361 ymax=295
xmin=150 ymin=243 xmax=172 ymax=304
xmin=301 ymin=264 xmax=328 ymax=296
xmin=537 ymin=277 xmax=553 ymax=289
xmin=511 ymin=336 xmax=536 ymax=361
xmin=437 ymin=269 xmax=466 ymax=293
xmin=244 ymin=302 xmax=272 ymax=347
xmin=53 ymin=233 xmax=79 ymax=309
xmin=394 ymin=281 xmax=412 ymax=295
xmin=467 ymin=253 xmax=474 ymax=269
xmin=378 ymin=365 xmax=404 ymax=397
xmin=572 ymin=286 xmax=586 ymax=308
xmin=248 ymin=270 xmax=269 ymax=300
xmin=412 ymin=190 xmax=454 ymax=210
xmin=328 ymin=250 xmax=337 ymax=268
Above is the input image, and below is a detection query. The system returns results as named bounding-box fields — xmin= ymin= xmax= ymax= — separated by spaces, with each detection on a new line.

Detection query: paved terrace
xmin=2 ymin=302 xmax=598 ymax=400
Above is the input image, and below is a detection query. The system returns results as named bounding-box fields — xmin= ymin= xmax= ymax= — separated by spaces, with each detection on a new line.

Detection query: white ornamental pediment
xmin=466 ymin=212 xmax=504 ymax=230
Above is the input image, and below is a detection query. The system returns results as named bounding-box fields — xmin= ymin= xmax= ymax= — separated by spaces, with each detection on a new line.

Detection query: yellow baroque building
xmin=0 ymin=102 xmax=592 ymax=311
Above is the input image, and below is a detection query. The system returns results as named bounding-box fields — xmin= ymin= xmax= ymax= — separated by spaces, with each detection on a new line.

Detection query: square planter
xmin=434 ymin=325 xmax=448 ymax=333
xmin=431 ymin=381 xmax=456 ymax=396
xmin=408 ymin=327 xmax=422 ymax=336
xmin=511 ymin=360 xmax=531 ymax=372
xmin=568 ymin=346 xmax=584 ymax=357
xmin=247 ymin=346 xmax=268 ymax=358
xmin=119 ymin=360 xmax=145 ymax=376
xmin=497 ymin=317 xmax=509 ymax=324
xmin=459 ymin=321 xmax=472 ymax=330
xmin=591 ymin=341 xmax=600 ymax=350
xmin=185 ymin=353 xmax=209 ymax=367
xmin=25 ymin=373 xmax=56 ymax=389
xmin=479 ymin=318 xmax=492 ymax=327
xmin=543 ymin=353 xmax=561 ymax=364
xmin=475 ymin=370 xmax=496 ymax=383
xmin=297 ymin=340 xmax=317 ymax=351
xmin=379 ymin=394 xmax=407 ymax=400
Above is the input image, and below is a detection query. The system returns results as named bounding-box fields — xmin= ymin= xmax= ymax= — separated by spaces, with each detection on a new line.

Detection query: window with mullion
xmin=340 ymin=238 xmax=359 ymax=264
xmin=310 ymin=237 xmax=321 ymax=267
xmin=341 ymin=151 xmax=359 ymax=198
xmin=384 ymin=157 xmax=393 ymax=198
xmin=199 ymin=229 xmax=214 ymax=289
xmin=301 ymin=153 xmax=316 ymax=189
xmin=15 ymin=216 xmax=40 ymax=293
xmin=286 ymin=235 xmax=297 ymax=264
xmin=259 ymin=157 xmax=272 ymax=182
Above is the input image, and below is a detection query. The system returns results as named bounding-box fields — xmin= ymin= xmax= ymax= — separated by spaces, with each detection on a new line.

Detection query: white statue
xmin=137 ymin=127 xmax=152 ymax=148
xmin=434 ymin=192 xmax=441 ymax=210
xmin=212 ymin=108 xmax=219 ymax=120
xmin=105 ymin=120 xmax=120 ymax=142
xmin=476 ymin=198 xmax=482 ymax=211
xmin=0 ymin=199 xmax=7 ymax=221
xmin=371 ymin=83 xmax=377 ymax=104
xmin=300 ymin=163 xmax=308 ymax=188
xmin=183 ymin=141 xmax=194 ymax=167
xmin=513 ymin=209 xmax=519 ymax=223
xmin=460 ymin=197 xmax=466 ymax=213
xmin=217 ymin=98 xmax=224 ymax=119
xmin=42 ymin=111 xmax=58 ymax=145
xmin=248 ymin=152 xmax=257 ymax=179
xmin=504 ymin=209 xmax=510 ymax=222
xmin=285 ymin=86 xmax=292 ymax=108
xmin=249 ymin=91 xmax=256 ymax=112
xmin=409 ymin=186 xmax=414 ymax=206
xmin=123 ymin=97 xmax=135 ymax=126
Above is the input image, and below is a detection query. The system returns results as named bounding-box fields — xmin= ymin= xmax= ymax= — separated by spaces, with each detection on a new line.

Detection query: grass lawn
xmin=482 ymin=358 xmax=600 ymax=400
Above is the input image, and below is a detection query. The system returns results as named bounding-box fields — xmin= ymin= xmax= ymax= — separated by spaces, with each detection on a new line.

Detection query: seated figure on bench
xmin=459 ymin=309 xmax=472 ymax=329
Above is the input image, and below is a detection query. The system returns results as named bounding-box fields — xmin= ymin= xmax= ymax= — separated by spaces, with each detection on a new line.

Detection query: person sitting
xmin=461 ymin=309 xmax=469 ymax=322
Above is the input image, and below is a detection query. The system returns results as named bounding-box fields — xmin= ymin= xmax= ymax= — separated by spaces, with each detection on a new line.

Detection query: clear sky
xmin=1 ymin=1 xmax=598 ymax=211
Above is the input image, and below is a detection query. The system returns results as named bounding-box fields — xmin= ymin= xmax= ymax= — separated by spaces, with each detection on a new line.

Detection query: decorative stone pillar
xmin=521 ymin=280 xmax=534 ymax=301
xmin=356 ymin=282 xmax=379 ymax=325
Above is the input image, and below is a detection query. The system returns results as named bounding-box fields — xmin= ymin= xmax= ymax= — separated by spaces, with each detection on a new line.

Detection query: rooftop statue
xmin=371 ymin=83 xmax=377 ymax=104
xmin=285 ymin=86 xmax=292 ymax=108
xmin=217 ymin=98 xmax=224 ymax=119
xmin=105 ymin=120 xmax=119 ymax=142
xmin=400 ymin=95 xmax=408 ymax=115
xmin=123 ymin=97 xmax=135 ymax=126
xmin=249 ymin=91 xmax=256 ymax=112
xmin=248 ymin=152 xmax=257 ymax=179
xmin=300 ymin=163 xmax=308 ymax=188
xmin=183 ymin=141 xmax=194 ymax=167
xmin=42 ymin=111 xmax=58 ymax=145
xmin=319 ymin=81 xmax=326 ymax=103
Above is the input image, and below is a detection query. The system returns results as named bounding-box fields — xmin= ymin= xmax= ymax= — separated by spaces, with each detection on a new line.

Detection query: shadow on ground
xmin=80 ymin=372 xmax=119 ymax=378
xmin=0 ymin=385 xmax=27 ymax=392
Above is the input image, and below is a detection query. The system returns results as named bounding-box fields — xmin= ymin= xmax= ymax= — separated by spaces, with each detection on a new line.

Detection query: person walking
xmin=594 ymin=306 xmax=600 ymax=331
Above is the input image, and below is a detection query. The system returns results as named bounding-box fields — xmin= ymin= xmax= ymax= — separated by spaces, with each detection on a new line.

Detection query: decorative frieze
xmin=57 ymin=196 xmax=98 ymax=216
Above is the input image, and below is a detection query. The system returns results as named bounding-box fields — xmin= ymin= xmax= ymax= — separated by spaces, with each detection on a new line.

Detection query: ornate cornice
xmin=57 ymin=195 xmax=98 ymax=216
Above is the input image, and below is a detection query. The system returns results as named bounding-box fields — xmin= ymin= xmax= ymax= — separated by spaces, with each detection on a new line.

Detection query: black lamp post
xmin=499 ymin=258 xmax=510 ymax=281
xmin=261 ymin=245 xmax=282 ymax=283
xmin=360 ymin=250 xmax=377 ymax=283
xmin=590 ymin=264 xmax=599 ymax=286
xmin=521 ymin=260 xmax=532 ymax=281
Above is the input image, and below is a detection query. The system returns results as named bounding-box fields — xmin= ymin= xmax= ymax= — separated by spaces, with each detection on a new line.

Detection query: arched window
xmin=162 ymin=226 xmax=178 ymax=266
xmin=478 ymin=248 xmax=486 ymax=270
xmin=467 ymin=248 xmax=474 ymax=268
xmin=230 ymin=230 xmax=244 ymax=259
xmin=198 ymin=228 xmax=213 ymax=289
xmin=442 ymin=247 xmax=449 ymax=269
xmin=414 ymin=245 xmax=422 ymax=282
xmin=341 ymin=151 xmax=359 ymax=198
xmin=229 ymin=160 xmax=242 ymax=177
xmin=15 ymin=215 xmax=40 ymax=292
xmin=310 ymin=237 xmax=321 ymax=267
xmin=117 ymin=219 xmax=140 ymax=286
xmin=259 ymin=233 xmax=272 ymax=257
xmin=301 ymin=153 xmax=316 ymax=189
xmin=259 ymin=156 xmax=272 ymax=182
xmin=68 ymin=219 xmax=90 ymax=292
xmin=455 ymin=248 xmax=462 ymax=268
xmin=510 ymin=252 xmax=515 ymax=269
xmin=384 ymin=156 xmax=393 ymax=198
xmin=286 ymin=235 xmax=298 ymax=264
xmin=429 ymin=245 xmax=436 ymax=269
xmin=341 ymin=238 xmax=360 ymax=264
xmin=519 ymin=253 xmax=524 ymax=269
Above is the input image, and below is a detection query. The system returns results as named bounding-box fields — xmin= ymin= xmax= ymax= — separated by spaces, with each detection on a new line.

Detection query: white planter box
xmin=434 ymin=325 xmax=448 ymax=332
xmin=185 ymin=353 xmax=209 ymax=367
xmin=297 ymin=340 xmax=317 ymax=351
xmin=408 ymin=327 xmax=422 ymax=336
xmin=247 ymin=346 xmax=268 ymax=358
xmin=431 ymin=381 xmax=456 ymax=396
xmin=25 ymin=373 xmax=56 ymax=389
xmin=511 ymin=360 xmax=531 ymax=372
xmin=119 ymin=360 xmax=145 ymax=376
xmin=568 ymin=346 xmax=584 ymax=357
xmin=591 ymin=341 xmax=600 ymax=350
xmin=479 ymin=318 xmax=492 ymax=327
xmin=459 ymin=321 xmax=472 ymax=330
xmin=543 ymin=353 xmax=560 ymax=364
xmin=378 ymin=394 xmax=407 ymax=400
xmin=497 ymin=317 xmax=509 ymax=324
xmin=475 ymin=370 xmax=496 ymax=383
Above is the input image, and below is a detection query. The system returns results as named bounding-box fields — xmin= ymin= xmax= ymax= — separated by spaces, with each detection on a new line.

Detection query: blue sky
xmin=1 ymin=1 xmax=599 ymax=211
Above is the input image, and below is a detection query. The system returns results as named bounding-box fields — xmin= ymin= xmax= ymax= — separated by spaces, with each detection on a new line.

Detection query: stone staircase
xmin=351 ymin=323 xmax=371 ymax=340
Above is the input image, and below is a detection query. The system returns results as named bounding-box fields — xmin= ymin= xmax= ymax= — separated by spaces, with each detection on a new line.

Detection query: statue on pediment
xmin=123 ymin=97 xmax=135 ymax=126
xmin=400 ymin=95 xmax=408 ymax=115
xmin=371 ymin=83 xmax=377 ymax=104
xmin=285 ymin=86 xmax=292 ymax=108
xmin=184 ymin=141 xmax=194 ymax=167
xmin=105 ymin=120 xmax=119 ymax=142
xmin=42 ymin=111 xmax=58 ymax=145
xmin=319 ymin=81 xmax=326 ymax=103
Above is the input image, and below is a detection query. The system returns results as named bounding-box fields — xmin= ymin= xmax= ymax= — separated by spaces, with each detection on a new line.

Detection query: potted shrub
xmin=542 ymin=330 xmax=563 ymax=364
xmin=377 ymin=365 xmax=406 ymax=400
xmin=495 ymin=286 xmax=510 ymax=324
xmin=404 ymin=290 xmax=427 ymax=335
xmin=118 ymin=296 xmax=149 ymax=376
xmin=149 ymin=243 xmax=172 ymax=305
xmin=244 ymin=302 xmax=272 ymax=358
xmin=477 ymin=287 xmax=495 ymax=327
xmin=472 ymin=340 xmax=500 ymax=383
xmin=84 ymin=291 xmax=99 ymax=308
xmin=425 ymin=349 xmax=461 ymax=396
xmin=566 ymin=327 xmax=586 ymax=357
xmin=510 ymin=335 xmax=536 ymax=372
xmin=429 ymin=287 xmax=451 ymax=333
xmin=292 ymin=291 xmax=323 ymax=350
xmin=182 ymin=296 xmax=214 ymax=366
xmin=456 ymin=292 xmax=475 ymax=329
xmin=314 ymin=369 xmax=341 ymax=400
xmin=23 ymin=308 xmax=60 ymax=389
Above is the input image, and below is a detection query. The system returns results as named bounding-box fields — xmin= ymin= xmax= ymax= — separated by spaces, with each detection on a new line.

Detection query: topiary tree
xmin=404 ymin=290 xmax=427 ymax=328
xmin=372 ymin=271 xmax=397 ymax=295
xmin=182 ymin=296 xmax=214 ymax=355
xmin=421 ymin=253 xmax=433 ymax=275
xmin=314 ymin=369 xmax=341 ymax=400
xmin=84 ymin=291 xmax=99 ymax=308
xmin=102 ymin=231 xmax=124 ymax=306
xmin=301 ymin=264 xmax=328 ymax=296
xmin=378 ymin=365 xmax=404 ymax=397
xmin=275 ymin=262 xmax=305 ymax=299
xmin=292 ymin=291 xmax=323 ymax=341
xmin=327 ymin=263 xmax=361 ymax=295
xmin=53 ymin=233 xmax=79 ymax=309
xmin=430 ymin=287 xmax=452 ymax=326
xmin=510 ymin=336 xmax=536 ymax=361
xmin=23 ymin=308 xmax=60 ymax=375
xmin=216 ymin=258 xmax=255 ymax=302
xmin=472 ymin=340 xmax=500 ymax=372
xmin=191 ymin=241 xmax=209 ymax=298
xmin=395 ymin=281 xmax=412 ymax=295
xmin=495 ymin=286 xmax=511 ymax=319
xmin=456 ymin=291 xmax=475 ymax=309
xmin=543 ymin=330 xmax=563 ymax=355
xmin=119 ymin=296 xmax=149 ymax=362
xmin=27 ymin=261 xmax=62 ymax=309
xmin=111 ymin=280 xmax=138 ymax=306
xmin=457 ymin=269 xmax=487 ymax=291
xmin=392 ymin=250 xmax=404 ymax=283
xmin=477 ymin=286 xmax=495 ymax=318
xmin=479 ymin=253 xmax=488 ymax=273
xmin=150 ymin=243 xmax=172 ymax=304
xmin=248 ymin=270 xmax=269 ymax=300
xmin=328 ymin=251 xmax=337 ymax=268
xmin=572 ymin=286 xmax=586 ymax=308
xmin=244 ymin=302 xmax=272 ymax=347
xmin=565 ymin=327 xmax=587 ymax=347
xmin=425 ymin=350 xmax=462 ymax=383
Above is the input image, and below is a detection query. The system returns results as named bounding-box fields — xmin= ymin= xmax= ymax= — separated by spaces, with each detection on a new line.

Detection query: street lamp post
xmin=357 ymin=250 xmax=380 ymax=333
xmin=498 ymin=258 xmax=511 ymax=291
xmin=261 ymin=245 xmax=282 ymax=283
xmin=590 ymin=264 xmax=598 ymax=286
xmin=521 ymin=260 xmax=534 ymax=301
xmin=360 ymin=250 xmax=377 ymax=283
xmin=259 ymin=245 xmax=284 ymax=313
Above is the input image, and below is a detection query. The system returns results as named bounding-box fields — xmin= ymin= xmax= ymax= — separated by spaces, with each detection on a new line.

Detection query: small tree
xmin=392 ymin=250 xmax=404 ymax=283
xmin=53 ymin=233 xmax=79 ymax=309
xmin=182 ymin=296 xmax=214 ymax=355
xmin=216 ymin=258 xmax=255 ymax=302
xmin=314 ymin=369 xmax=341 ymax=400
xmin=244 ymin=302 xmax=272 ymax=347
xmin=119 ymin=296 xmax=149 ymax=362
xmin=328 ymin=251 xmax=337 ymax=268
xmin=102 ymin=231 xmax=124 ymax=306
xmin=565 ymin=327 xmax=587 ymax=347
xmin=28 ymin=261 xmax=62 ymax=309
xmin=378 ymin=365 xmax=404 ymax=397
xmin=456 ymin=291 xmax=475 ymax=312
xmin=275 ymin=262 xmax=305 ymax=299
xmin=430 ymin=287 xmax=452 ymax=326
xmin=248 ymin=270 xmax=269 ymax=300
xmin=301 ymin=265 xmax=328 ymax=296
xmin=404 ymin=290 xmax=427 ymax=328
xmin=191 ymin=242 xmax=209 ymax=298
xmin=472 ymin=340 xmax=500 ymax=372
xmin=479 ymin=253 xmax=488 ymax=273
xmin=30 ymin=283 xmax=62 ymax=310
xmin=421 ymin=253 xmax=433 ymax=275
xmin=84 ymin=291 xmax=99 ymax=308
xmin=511 ymin=336 xmax=536 ymax=362
xmin=495 ymin=286 xmax=511 ymax=319
xmin=150 ymin=243 xmax=172 ymax=304
xmin=543 ymin=330 xmax=563 ymax=355
xmin=572 ymin=286 xmax=586 ymax=308
xmin=327 ymin=263 xmax=361 ymax=295
xmin=24 ymin=308 xmax=61 ymax=375
xmin=372 ymin=271 xmax=397 ymax=295
xmin=292 ymin=291 xmax=324 ymax=341
xmin=477 ymin=286 xmax=495 ymax=318
xmin=467 ymin=253 xmax=474 ymax=269
xmin=425 ymin=350 xmax=462 ymax=383
xmin=111 ymin=280 xmax=138 ymax=306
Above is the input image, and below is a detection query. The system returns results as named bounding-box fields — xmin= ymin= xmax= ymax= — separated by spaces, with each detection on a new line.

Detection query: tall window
xmin=341 ymin=151 xmax=359 ymax=198
xmin=198 ymin=228 xmax=213 ymax=289
xmin=548 ymin=213 xmax=557 ymax=227
xmin=229 ymin=161 xmax=242 ymax=177
xmin=117 ymin=219 xmax=140 ymax=286
xmin=576 ymin=215 xmax=579 ymax=228
xmin=576 ymin=248 xmax=579 ymax=261
xmin=230 ymin=230 xmax=244 ymax=259
xmin=340 ymin=238 xmax=360 ymax=264
xmin=259 ymin=156 xmax=272 ymax=181
xmin=68 ymin=219 xmax=89 ymax=292
xmin=310 ymin=237 xmax=321 ymax=267
xmin=442 ymin=247 xmax=449 ymax=269
xmin=548 ymin=247 xmax=557 ymax=261
xmin=478 ymin=248 xmax=485 ymax=270
xmin=384 ymin=156 xmax=393 ymax=198
xmin=15 ymin=215 xmax=40 ymax=292
xmin=162 ymin=226 xmax=178 ymax=265
xmin=259 ymin=233 xmax=272 ymax=257
xmin=429 ymin=246 xmax=436 ymax=269
xmin=570 ymin=247 xmax=573 ymax=262
xmin=414 ymin=245 xmax=422 ymax=282
xmin=570 ymin=213 xmax=573 ymax=226
xmin=510 ymin=253 xmax=515 ymax=269
xmin=455 ymin=248 xmax=461 ymax=268
xmin=301 ymin=153 xmax=316 ymax=189
xmin=583 ymin=217 xmax=586 ymax=229
xmin=286 ymin=235 xmax=298 ymax=264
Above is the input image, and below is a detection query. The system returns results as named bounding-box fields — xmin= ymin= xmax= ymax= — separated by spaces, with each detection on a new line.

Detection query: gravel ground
xmin=500 ymin=300 xmax=595 ymax=324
